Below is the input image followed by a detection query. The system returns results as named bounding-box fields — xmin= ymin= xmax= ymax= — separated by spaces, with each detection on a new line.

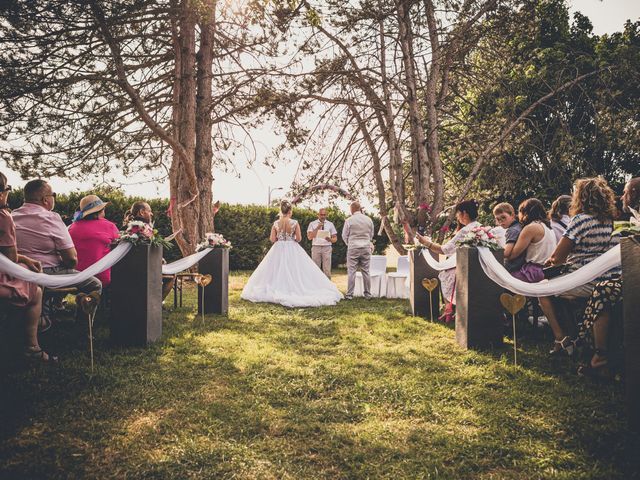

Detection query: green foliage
xmin=214 ymin=203 xmax=389 ymax=269
xmin=7 ymin=189 xmax=389 ymax=268
xmin=444 ymin=0 xmax=640 ymax=207
xmin=8 ymin=187 xmax=178 ymax=259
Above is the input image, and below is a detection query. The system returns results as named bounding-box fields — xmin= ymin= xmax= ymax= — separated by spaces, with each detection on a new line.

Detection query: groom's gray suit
xmin=341 ymin=210 xmax=374 ymax=298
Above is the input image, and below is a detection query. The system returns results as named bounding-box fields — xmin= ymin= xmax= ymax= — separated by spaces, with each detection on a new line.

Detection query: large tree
xmin=445 ymin=1 xmax=640 ymax=207
xmin=0 ymin=0 xmax=277 ymax=255
xmin=271 ymin=0 xmax=633 ymax=251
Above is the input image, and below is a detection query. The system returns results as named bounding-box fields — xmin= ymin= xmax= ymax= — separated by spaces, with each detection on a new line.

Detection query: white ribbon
xmin=161 ymin=249 xmax=212 ymax=275
xmin=477 ymin=245 xmax=621 ymax=296
xmin=0 ymin=242 xmax=132 ymax=288
xmin=421 ymin=250 xmax=457 ymax=270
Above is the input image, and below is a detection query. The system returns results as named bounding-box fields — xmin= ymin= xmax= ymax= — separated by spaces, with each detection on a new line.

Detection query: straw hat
xmin=74 ymin=195 xmax=108 ymax=221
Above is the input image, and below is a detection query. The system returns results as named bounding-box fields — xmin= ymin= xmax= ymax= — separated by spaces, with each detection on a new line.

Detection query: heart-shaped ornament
xmin=197 ymin=274 xmax=212 ymax=287
xmin=421 ymin=278 xmax=439 ymax=292
xmin=500 ymin=293 xmax=526 ymax=315
xmin=77 ymin=293 xmax=99 ymax=315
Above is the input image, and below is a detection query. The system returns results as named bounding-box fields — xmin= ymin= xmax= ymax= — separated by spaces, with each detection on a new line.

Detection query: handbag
xmin=542 ymin=263 xmax=571 ymax=280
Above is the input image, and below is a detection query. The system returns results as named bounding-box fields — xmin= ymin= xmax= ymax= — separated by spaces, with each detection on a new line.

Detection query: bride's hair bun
xmin=280 ymin=200 xmax=292 ymax=215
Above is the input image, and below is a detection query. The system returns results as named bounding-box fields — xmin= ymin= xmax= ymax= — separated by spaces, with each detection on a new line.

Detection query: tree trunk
xmin=170 ymin=0 xmax=203 ymax=256
xmin=396 ymin=0 xmax=431 ymax=216
xmin=195 ymin=1 xmax=215 ymax=238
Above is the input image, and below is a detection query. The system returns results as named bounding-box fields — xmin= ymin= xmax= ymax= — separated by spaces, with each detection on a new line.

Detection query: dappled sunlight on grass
xmin=0 ymin=271 xmax=637 ymax=479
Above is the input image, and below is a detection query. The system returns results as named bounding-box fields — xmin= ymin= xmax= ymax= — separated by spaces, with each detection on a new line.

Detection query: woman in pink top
xmin=68 ymin=195 xmax=119 ymax=287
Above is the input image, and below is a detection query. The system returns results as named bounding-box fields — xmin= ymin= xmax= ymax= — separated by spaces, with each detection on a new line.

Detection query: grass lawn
xmin=1 ymin=270 xmax=638 ymax=479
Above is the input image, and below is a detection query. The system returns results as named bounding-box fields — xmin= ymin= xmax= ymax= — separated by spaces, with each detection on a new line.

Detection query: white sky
xmin=2 ymin=0 xmax=638 ymax=208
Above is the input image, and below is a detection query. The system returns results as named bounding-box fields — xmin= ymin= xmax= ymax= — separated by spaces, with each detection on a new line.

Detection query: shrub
xmin=7 ymin=189 xmax=389 ymax=269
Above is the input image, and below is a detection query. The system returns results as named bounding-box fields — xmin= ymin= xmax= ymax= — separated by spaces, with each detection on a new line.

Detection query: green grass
xmin=0 ymin=270 xmax=638 ymax=479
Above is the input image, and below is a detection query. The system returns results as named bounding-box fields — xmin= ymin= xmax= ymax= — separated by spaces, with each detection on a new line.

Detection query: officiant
xmin=307 ymin=208 xmax=338 ymax=278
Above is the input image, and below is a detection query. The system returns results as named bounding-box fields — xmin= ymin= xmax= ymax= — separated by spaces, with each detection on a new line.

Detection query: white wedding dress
xmin=241 ymin=219 xmax=343 ymax=307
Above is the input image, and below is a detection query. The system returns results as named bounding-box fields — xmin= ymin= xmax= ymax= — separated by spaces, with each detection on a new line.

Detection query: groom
xmin=342 ymin=201 xmax=374 ymax=299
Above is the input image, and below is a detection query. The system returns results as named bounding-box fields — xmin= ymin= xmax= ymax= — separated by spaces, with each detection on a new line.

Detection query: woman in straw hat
xmin=68 ymin=195 xmax=119 ymax=287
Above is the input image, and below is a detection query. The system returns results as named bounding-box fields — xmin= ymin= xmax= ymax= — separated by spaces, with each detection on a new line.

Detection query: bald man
xmin=341 ymin=201 xmax=374 ymax=299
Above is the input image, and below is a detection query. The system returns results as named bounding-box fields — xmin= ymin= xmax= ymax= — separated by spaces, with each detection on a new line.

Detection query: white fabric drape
xmin=0 ymin=242 xmax=132 ymax=288
xmin=477 ymin=245 xmax=621 ymax=296
xmin=161 ymin=249 xmax=212 ymax=275
xmin=421 ymin=250 xmax=457 ymax=271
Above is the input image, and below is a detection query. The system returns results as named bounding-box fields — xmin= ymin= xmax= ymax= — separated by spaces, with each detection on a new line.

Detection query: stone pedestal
xmin=621 ymin=237 xmax=640 ymax=432
xmin=110 ymin=244 xmax=163 ymax=347
xmin=455 ymin=247 xmax=504 ymax=350
xmin=198 ymin=248 xmax=229 ymax=315
xmin=410 ymin=249 xmax=441 ymax=319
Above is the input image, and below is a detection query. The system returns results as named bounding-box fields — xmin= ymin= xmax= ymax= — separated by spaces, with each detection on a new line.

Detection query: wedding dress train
xmin=241 ymin=220 xmax=343 ymax=307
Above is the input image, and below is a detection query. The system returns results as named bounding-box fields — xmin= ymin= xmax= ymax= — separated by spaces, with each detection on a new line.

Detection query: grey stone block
xmin=455 ymin=246 xmax=504 ymax=350
xmin=410 ymin=249 xmax=441 ymax=319
xmin=110 ymin=244 xmax=163 ymax=346
xmin=198 ymin=248 xmax=229 ymax=315
xmin=622 ymin=237 xmax=640 ymax=432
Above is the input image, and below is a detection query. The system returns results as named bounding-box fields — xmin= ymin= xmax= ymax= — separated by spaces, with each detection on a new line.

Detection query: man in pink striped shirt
xmin=12 ymin=180 xmax=102 ymax=322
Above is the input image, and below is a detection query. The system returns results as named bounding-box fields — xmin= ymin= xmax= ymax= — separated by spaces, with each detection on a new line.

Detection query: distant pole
xmin=267 ymin=186 xmax=283 ymax=206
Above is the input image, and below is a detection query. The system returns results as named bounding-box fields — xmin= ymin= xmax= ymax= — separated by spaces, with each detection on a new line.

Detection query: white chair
xmin=354 ymin=255 xmax=388 ymax=297
xmin=386 ymin=255 xmax=410 ymax=299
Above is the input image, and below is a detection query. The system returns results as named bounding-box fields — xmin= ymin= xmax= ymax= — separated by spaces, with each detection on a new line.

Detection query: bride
xmin=241 ymin=200 xmax=343 ymax=307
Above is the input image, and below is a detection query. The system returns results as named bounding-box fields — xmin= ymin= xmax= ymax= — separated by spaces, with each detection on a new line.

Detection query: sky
xmin=2 ymin=0 xmax=639 ymax=208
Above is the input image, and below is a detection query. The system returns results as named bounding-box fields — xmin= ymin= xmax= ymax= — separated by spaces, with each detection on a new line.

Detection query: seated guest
xmin=416 ymin=199 xmax=481 ymax=322
xmin=12 ymin=180 xmax=102 ymax=321
xmin=0 ymin=172 xmax=57 ymax=363
xmin=548 ymin=195 xmax=572 ymax=243
xmin=505 ymin=198 xmax=557 ymax=283
xmin=538 ymin=177 xmax=620 ymax=356
xmin=493 ymin=202 xmax=525 ymax=273
xmin=123 ymin=201 xmax=153 ymax=226
xmin=123 ymin=200 xmax=174 ymax=300
xmin=68 ymin=195 xmax=119 ymax=287
xmin=577 ymin=176 xmax=640 ymax=376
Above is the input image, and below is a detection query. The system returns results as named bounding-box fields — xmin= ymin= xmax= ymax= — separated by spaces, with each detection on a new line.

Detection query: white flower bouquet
xmin=196 ymin=232 xmax=232 ymax=251
xmin=455 ymin=226 xmax=501 ymax=250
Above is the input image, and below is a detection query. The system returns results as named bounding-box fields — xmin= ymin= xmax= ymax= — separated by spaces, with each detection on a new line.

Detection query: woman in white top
xmin=416 ymin=199 xmax=481 ymax=322
xmin=241 ymin=200 xmax=342 ymax=307
xmin=549 ymin=195 xmax=572 ymax=242
xmin=506 ymin=198 xmax=557 ymax=283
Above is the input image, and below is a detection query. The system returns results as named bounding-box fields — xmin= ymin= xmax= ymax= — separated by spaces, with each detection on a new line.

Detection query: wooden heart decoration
xmin=197 ymin=274 xmax=212 ymax=287
xmin=500 ymin=293 xmax=526 ymax=315
xmin=421 ymin=278 xmax=439 ymax=292
xmin=77 ymin=292 xmax=100 ymax=315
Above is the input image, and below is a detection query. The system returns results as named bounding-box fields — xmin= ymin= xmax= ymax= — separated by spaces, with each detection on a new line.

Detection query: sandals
xmin=549 ymin=336 xmax=575 ymax=357
xmin=24 ymin=347 xmax=59 ymax=365
xmin=577 ymin=349 xmax=610 ymax=379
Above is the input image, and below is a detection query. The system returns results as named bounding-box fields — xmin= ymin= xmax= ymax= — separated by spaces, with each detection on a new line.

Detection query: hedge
xmin=7 ymin=188 xmax=389 ymax=270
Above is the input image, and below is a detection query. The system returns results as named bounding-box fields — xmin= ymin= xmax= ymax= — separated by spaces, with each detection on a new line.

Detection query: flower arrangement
xmin=456 ymin=226 xmax=501 ymax=250
xmin=118 ymin=221 xmax=173 ymax=248
xmin=196 ymin=232 xmax=232 ymax=251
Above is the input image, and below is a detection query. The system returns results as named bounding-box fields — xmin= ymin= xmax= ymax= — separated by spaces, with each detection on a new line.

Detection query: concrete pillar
xmin=455 ymin=246 xmax=504 ymax=350
xmin=198 ymin=248 xmax=229 ymax=315
xmin=621 ymin=237 xmax=640 ymax=432
xmin=110 ymin=244 xmax=163 ymax=346
xmin=410 ymin=249 xmax=441 ymax=319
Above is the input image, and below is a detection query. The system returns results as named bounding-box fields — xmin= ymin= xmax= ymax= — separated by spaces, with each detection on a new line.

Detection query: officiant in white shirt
xmin=307 ymin=208 xmax=338 ymax=278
